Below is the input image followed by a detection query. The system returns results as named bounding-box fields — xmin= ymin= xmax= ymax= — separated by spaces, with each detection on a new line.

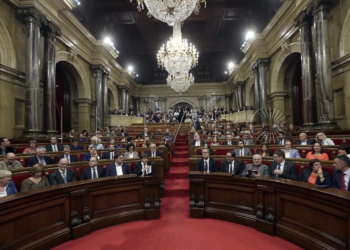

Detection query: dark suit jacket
xmin=269 ymin=160 xmax=298 ymax=180
xmin=70 ymin=145 xmax=84 ymax=151
xmin=82 ymin=154 xmax=96 ymax=161
xmin=332 ymin=169 xmax=350 ymax=191
xmin=6 ymin=181 xmax=18 ymax=195
xmin=56 ymin=155 xmax=78 ymax=163
xmin=49 ymin=169 xmax=76 ymax=185
xmin=191 ymin=140 xmax=205 ymax=146
xmin=147 ymin=150 xmax=163 ymax=157
xmin=102 ymin=151 xmax=116 ymax=160
xmin=45 ymin=144 xmax=64 ymax=152
xmin=106 ymin=163 xmax=132 ymax=176
xmin=27 ymin=156 xmax=53 ymax=167
xmin=196 ymin=158 xmax=218 ymax=172
xmin=134 ymin=162 xmax=156 ymax=176
xmin=274 ymin=139 xmax=286 ymax=145
xmin=222 ymin=141 xmax=236 ymax=145
xmin=3 ymin=146 xmax=15 ymax=154
xmin=80 ymin=166 xmax=105 ymax=180
xmin=194 ymin=120 xmax=201 ymax=130
xmin=295 ymin=139 xmax=315 ymax=145
xmin=300 ymin=169 xmax=332 ymax=186
xmin=221 ymin=159 xmax=244 ymax=175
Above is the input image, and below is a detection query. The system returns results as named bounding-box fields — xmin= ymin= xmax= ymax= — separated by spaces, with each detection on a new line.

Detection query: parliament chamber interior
xmin=1 ymin=0 xmax=350 ymax=249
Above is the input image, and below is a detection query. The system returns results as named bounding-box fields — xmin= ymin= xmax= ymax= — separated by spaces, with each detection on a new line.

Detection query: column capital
xmin=236 ymin=81 xmax=246 ymax=88
xmin=251 ymin=62 xmax=259 ymax=72
xmin=307 ymin=0 xmax=334 ymax=15
xmin=225 ymin=94 xmax=231 ymax=99
xmin=134 ymin=97 xmax=140 ymax=101
xmin=17 ymin=7 xmax=47 ymax=26
xmin=294 ymin=11 xmax=312 ymax=28
xmin=43 ymin=22 xmax=61 ymax=37
xmin=91 ymin=64 xmax=105 ymax=74
xmin=103 ymin=68 xmax=110 ymax=76
xmin=257 ymin=58 xmax=270 ymax=67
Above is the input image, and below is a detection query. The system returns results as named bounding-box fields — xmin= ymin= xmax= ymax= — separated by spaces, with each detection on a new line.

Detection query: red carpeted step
xmin=171 ymin=162 xmax=188 ymax=167
xmin=174 ymin=146 xmax=188 ymax=150
xmin=164 ymin=179 xmax=189 ymax=197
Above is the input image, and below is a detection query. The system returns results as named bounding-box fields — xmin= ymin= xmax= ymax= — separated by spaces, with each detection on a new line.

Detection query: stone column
xmin=311 ymin=0 xmax=339 ymax=129
xmin=205 ymin=97 xmax=211 ymax=112
xmin=257 ymin=58 xmax=270 ymax=123
xmin=135 ymin=97 xmax=140 ymax=112
xmin=17 ymin=8 xmax=46 ymax=136
xmin=153 ymin=98 xmax=159 ymax=112
xmin=251 ymin=63 xmax=260 ymax=112
xmin=125 ymin=89 xmax=130 ymax=112
xmin=295 ymin=10 xmax=318 ymax=130
xmin=234 ymin=86 xmax=239 ymax=109
xmin=225 ymin=95 xmax=231 ymax=111
xmin=119 ymin=86 xmax=127 ymax=112
xmin=91 ymin=65 xmax=104 ymax=130
xmin=198 ymin=97 xmax=202 ymax=109
xmin=161 ymin=98 xmax=166 ymax=112
xmin=102 ymin=69 xmax=109 ymax=128
xmin=236 ymin=82 xmax=246 ymax=108
xmin=42 ymin=22 xmax=61 ymax=135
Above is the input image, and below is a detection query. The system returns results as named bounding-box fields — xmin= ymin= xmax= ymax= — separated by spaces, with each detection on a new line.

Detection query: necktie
xmin=277 ymin=164 xmax=281 ymax=178
xmin=204 ymin=161 xmax=208 ymax=172
xmin=111 ymin=152 xmax=114 ymax=159
xmin=62 ymin=171 xmax=67 ymax=183
xmin=144 ymin=164 xmax=147 ymax=176
xmin=39 ymin=158 xmax=44 ymax=165
xmin=244 ymin=140 xmax=247 ymax=145
xmin=92 ymin=168 xmax=97 ymax=179
xmin=342 ymin=173 xmax=346 ymax=191
xmin=229 ymin=163 xmax=232 ymax=173
xmin=280 ymin=140 xmax=283 ymax=145
xmin=240 ymin=149 xmax=243 ymax=156
xmin=228 ymin=141 xmax=231 ymax=145
xmin=152 ymin=152 xmax=155 ymax=157
xmin=66 ymin=155 xmax=70 ymax=163
xmin=54 ymin=145 xmax=57 ymax=152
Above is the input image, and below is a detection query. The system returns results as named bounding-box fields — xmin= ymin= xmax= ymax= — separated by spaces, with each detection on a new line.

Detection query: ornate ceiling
xmin=73 ymin=0 xmax=283 ymax=84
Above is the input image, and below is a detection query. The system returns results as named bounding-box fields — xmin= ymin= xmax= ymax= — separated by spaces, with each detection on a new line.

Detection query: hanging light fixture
xmin=167 ymin=73 xmax=194 ymax=95
xmin=157 ymin=22 xmax=198 ymax=78
xmin=132 ymin=0 xmax=206 ymax=26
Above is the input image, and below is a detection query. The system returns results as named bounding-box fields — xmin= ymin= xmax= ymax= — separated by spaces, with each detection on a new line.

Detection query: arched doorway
xmin=173 ymin=102 xmax=194 ymax=111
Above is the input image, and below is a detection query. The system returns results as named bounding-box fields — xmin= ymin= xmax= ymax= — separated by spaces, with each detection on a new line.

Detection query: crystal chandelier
xmin=167 ymin=73 xmax=194 ymax=95
xmin=157 ymin=22 xmax=198 ymax=78
xmin=133 ymin=0 xmax=206 ymax=26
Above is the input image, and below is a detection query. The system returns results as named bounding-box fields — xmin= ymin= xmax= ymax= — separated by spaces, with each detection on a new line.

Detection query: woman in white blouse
xmin=124 ymin=144 xmax=139 ymax=158
xmin=316 ymin=132 xmax=335 ymax=145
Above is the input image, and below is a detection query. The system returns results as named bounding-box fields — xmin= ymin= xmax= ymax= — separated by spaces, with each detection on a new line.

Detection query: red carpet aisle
xmin=53 ymin=135 xmax=301 ymax=250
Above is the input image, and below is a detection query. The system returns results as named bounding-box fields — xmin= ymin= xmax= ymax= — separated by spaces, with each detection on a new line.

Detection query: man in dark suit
xmin=106 ymin=153 xmax=132 ymax=176
xmin=221 ymin=151 xmax=244 ymax=175
xmin=196 ymin=148 xmax=218 ymax=173
xmin=45 ymin=136 xmax=63 ymax=152
xmin=222 ymin=135 xmax=236 ymax=146
xmin=102 ymin=144 xmax=116 ymax=160
xmin=78 ymin=133 xmax=87 ymax=143
xmin=143 ymin=127 xmax=152 ymax=138
xmin=295 ymin=132 xmax=315 ymax=145
xmin=82 ymin=146 xmax=100 ymax=161
xmin=27 ymin=147 xmax=53 ymax=167
xmin=192 ymin=118 xmax=201 ymax=131
xmin=70 ymin=139 xmax=83 ymax=151
xmin=134 ymin=153 xmax=156 ymax=176
xmin=274 ymin=132 xmax=286 ymax=145
xmin=0 ymin=137 xmax=15 ymax=155
xmin=191 ymin=134 xmax=205 ymax=146
xmin=56 ymin=145 xmax=78 ymax=163
xmin=49 ymin=158 xmax=76 ymax=185
xmin=80 ymin=156 xmax=105 ymax=180
xmin=269 ymin=150 xmax=298 ymax=180
xmin=147 ymin=144 xmax=163 ymax=157
xmin=332 ymin=155 xmax=350 ymax=191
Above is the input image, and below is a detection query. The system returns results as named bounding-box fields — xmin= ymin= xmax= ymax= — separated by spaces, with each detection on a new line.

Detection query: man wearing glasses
xmin=80 ymin=157 xmax=105 ymax=180
xmin=269 ymin=150 xmax=298 ymax=180
xmin=221 ymin=151 xmax=244 ymax=175
xmin=147 ymin=144 xmax=163 ymax=157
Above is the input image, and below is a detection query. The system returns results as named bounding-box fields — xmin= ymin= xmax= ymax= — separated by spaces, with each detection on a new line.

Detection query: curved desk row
xmin=0 ymin=175 xmax=160 ymax=250
xmin=189 ymin=172 xmax=350 ymax=250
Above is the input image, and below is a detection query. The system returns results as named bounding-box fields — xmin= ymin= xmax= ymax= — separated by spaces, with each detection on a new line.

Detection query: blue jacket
xmin=6 ymin=181 xmax=18 ymax=196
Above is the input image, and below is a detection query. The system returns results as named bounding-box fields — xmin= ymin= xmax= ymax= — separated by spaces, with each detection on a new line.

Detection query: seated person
xmin=300 ymin=159 xmax=331 ymax=186
xmin=134 ymin=153 xmax=156 ymax=177
xmin=338 ymin=144 xmax=350 ymax=159
xmin=234 ymin=140 xmax=253 ymax=156
xmin=0 ymin=170 xmax=18 ymax=197
xmin=242 ymin=133 xmax=254 ymax=145
xmin=147 ymin=144 xmax=163 ymax=157
xmin=88 ymin=136 xmax=104 ymax=150
xmin=78 ymin=133 xmax=87 ymax=143
xmin=80 ymin=157 xmax=105 ymax=180
xmin=102 ymin=144 xmax=116 ymax=160
xmin=23 ymin=140 xmax=38 ymax=154
xmin=191 ymin=134 xmax=205 ymax=146
xmin=240 ymin=154 xmax=269 ymax=177
xmin=274 ymin=132 xmax=286 ymax=145
xmin=49 ymin=158 xmax=76 ymax=185
xmin=196 ymin=148 xmax=218 ymax=173
xmin=68 ymin=129 xmax=75 ymax=138
xmin=142 ymin=137 xmax=152 ymax=148
xmin=27 ymin=147 xmax=53 ymax=167
xmin=56 ymin=145 xmax=78 ymax=163
xmin=316 ymin=132 xmax=335 ymax=146
xmin=221 ymin=151 xmax=244 ymax=175
xmin=257 ymin=143 xmax=273 ymax=157
xmin=223 ymin=134 xmax=236 ymax=146
xmin=124 ymin=144 xmax=139 ymax=159
xmin=203 ymin=144 xmax=214 ymax=155
xmin=282 ymin=140 xmax=301 ymax=158
xmin=332 ymin=155 xmax=350 ymax=191
xmin=295 ymin=132 xmax=315 ymax=145
xmin=209 ymin=136 xmax=220 ymax=146
xmin=106 ymin=153 xmax=132 ymax=176
xmin=269 ymin=150 xmax=298 ymax=180
xmin=82 ymin=146 xmax=100 ymax=161
xmin=45 ymin=136 xmax=63 ymax=152
xmin=305 ymin=142 xmax=329 ymax=160
xmin=20 ymin=164 xmax=50 ymax=192
xmin=70 ymin=139 xmax=83 ymax=151
xmin=0 ymin=153 xmax=23 ymax=170
xmin=135 ymin=135 xmax=144 ymax=142
xmin=0 ymin=137 xmax=15 ymax=155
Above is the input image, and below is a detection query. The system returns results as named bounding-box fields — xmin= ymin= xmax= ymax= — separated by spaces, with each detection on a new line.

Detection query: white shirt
xmin=128 ymin=153 xmax=134 ymax=158
xmin=343 ymin=168 xmax=350 ymax=191
xmin=52 ymin=144 xmax=58 ymax=152
xmin=115 ymin=164 xmax=123 ymax=176
xmin=239 ymin=148 xmax=244 ymax=156
xmin=228 ymin=161 xmax=235 ymax=173
xmin=90 ymin=167 xmax=98 ymax=179
xmin=301 ymin=141 xmax=307 ymax=145
xmin=0 ymin=186 xmax=7 ymax=197
xmin=151 ymin=151 xmax=156 ymax=157
xmin=195 ymin=140 xmax=200 ymax=146
xmin=142 ymin=163 xmax=152 ymax=176
xmin=60 ymin=170 xmax=67 ymax=182
xmin=203 ymin=158 xmax=210 ymax=173
xmin=37 ymin=156 xmax=46 ymax=165
xmin=284 ymin=150 xmax=291 ymax=158
xmin=64 ymin=154 xmax=70 ymax=163
xmin=277 ymin=160 xmax=285 ymax=174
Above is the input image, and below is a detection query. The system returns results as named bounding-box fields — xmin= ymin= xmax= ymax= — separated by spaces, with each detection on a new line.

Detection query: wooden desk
xmin=0 ymin=175 xmax=160 ymax=250
xmin=189 ymin=172 xmax=350 ymax=250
